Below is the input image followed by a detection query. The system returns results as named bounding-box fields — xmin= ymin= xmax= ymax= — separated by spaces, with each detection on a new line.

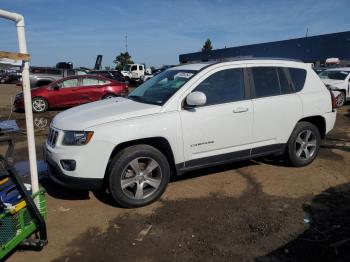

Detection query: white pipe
xmin=0 ymin=9 xmax=40 ymax=195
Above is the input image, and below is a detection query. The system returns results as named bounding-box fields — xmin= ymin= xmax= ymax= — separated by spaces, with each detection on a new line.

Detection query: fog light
xmin=60 ymin=160 xmax=76 ymax=171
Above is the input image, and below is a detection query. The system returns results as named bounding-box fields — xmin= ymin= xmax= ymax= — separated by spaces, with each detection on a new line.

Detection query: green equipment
xmin=0 ymin=137 xmax=47 ymax=260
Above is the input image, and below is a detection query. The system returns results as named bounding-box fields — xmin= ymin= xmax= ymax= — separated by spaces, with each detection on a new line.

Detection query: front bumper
xmin=13 ymin=98 xmax=24 ymax=111
xmin=45 ymin=147 xmax=103 ymax=190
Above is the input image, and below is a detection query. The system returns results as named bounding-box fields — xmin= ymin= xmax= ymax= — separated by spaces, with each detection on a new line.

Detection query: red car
xmin=14 ymin=75 xmax=128 ymax=113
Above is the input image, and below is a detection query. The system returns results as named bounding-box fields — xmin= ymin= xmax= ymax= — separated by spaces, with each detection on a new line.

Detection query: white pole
xmin=0 ymin=9 xmax=40 ymax=195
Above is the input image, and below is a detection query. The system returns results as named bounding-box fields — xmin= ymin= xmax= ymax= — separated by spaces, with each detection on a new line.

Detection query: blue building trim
xmin=179 ymin=31 xmax=350 ymax=63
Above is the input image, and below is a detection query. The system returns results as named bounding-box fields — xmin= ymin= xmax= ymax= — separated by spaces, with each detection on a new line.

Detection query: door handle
xmin=233 ymin=107 xmax=248 ymax=113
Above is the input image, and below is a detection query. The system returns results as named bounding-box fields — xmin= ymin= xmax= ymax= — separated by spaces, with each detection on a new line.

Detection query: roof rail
xmin=217 ymin=56 xmax=303 ymax=62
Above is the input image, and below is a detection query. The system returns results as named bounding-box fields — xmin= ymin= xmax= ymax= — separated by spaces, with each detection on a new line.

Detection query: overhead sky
xmin=0 ymin=0 xmax=349 ymax=68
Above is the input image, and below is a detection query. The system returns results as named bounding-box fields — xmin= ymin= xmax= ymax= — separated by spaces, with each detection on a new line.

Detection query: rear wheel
xmin=32 ymin=97 xmax=48 ymax=113
xmin=336 ymin=91 xmax=346 ymax=107
xmin=285 ymin=122 xmax=321 ymax=167
xmin=108 ymin=145 xmax=170 ymax=207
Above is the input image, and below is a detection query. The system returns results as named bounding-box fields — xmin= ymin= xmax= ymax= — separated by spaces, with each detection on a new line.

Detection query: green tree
xmin=113 ymin=52 xmax=134 ymax=70
xmin=202 ymin=39 xmax=213 ymax=52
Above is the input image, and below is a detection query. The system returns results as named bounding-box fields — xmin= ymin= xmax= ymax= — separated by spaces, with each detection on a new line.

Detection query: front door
xmin=180 ymin=67 xmax=253 ymax=168
xmin=49 ymin=77 xmax=79 ymax=107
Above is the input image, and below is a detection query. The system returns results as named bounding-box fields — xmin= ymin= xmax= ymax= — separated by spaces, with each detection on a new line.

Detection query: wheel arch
xmin=32 ymin=96 xmax=49 ymax=108
xmin=102 ymin=93 xmax=116 ymax=99
xmin=105 ymin=137 xmax=177 ymax=179
xmin=297 ymin=115 xmax=326 ymax=139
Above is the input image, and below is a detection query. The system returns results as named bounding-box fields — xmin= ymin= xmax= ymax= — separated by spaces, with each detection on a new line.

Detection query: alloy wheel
xmin=294 ymin=129 xmax=317 ymax=161
xmin=336 ymin=92 xmax=345 ymax=107
xmin=120 ymin=157 xmax=162 ymax=200
xmin=32 ymin=98 xmax=46 ymax=112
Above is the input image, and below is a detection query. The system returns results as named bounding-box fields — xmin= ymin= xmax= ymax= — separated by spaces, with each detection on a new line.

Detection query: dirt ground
xmin=1 ymin=84 xmax=350 ymax=262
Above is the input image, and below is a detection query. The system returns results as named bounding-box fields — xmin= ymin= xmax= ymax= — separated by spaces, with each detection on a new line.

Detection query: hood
xmin=16 ymin=86 xmax=48 ymax=98
xmin=51 ymin=97 xmax=161 ymax=130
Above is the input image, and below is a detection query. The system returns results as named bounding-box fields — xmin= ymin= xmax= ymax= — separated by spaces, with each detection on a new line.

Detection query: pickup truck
xmin=121 ymin=64 xmax=152 ymax=84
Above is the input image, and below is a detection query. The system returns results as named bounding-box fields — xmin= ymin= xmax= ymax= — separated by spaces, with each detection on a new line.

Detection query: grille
xmin=47 ymin=128 xmax=59 ymax=148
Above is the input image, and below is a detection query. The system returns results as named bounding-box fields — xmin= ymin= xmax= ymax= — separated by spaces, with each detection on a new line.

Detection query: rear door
xmin=248 ymin=65 xmax=302 ymax=154
xmin=74 ymin=76 xmax=106 ymax=104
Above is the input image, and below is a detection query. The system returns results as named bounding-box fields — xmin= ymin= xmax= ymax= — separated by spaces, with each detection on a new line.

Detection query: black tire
xmin=285 ymin=121 xmax=321 ymax=167
xmin=336 ymin=91 xmax=346 ymax=107
xmin=102 ymin=94 xmax=116 ymax=99
xmin=108 ymin=144 xmax=170 ymax=208
xmin=32 ymin=97 xmax=48 ymax=113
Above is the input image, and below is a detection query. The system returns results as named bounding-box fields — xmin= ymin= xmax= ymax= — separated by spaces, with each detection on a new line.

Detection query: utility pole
xmin=125 ymin=33 xmax=128 ymax=52
xmin=305 ymin=28 xmax=309 ymax=38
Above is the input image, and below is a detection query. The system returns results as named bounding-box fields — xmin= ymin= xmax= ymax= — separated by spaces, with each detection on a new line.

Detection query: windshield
xmin=128 ymin=69 xmax=197 ymax=105
xmin=123 ymin=65 xmax=131 ymax=71
xmin=319 ymin=70 xmax=350 ymax=80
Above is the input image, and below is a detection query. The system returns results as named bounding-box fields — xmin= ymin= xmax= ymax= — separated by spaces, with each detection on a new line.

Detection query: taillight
xmin=329 ymin=89 xmax=336 ymax=111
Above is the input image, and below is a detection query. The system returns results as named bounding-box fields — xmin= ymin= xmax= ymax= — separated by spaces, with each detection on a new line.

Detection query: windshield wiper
xmin=128 ymin=95 xmax=146 ymax=103
xmin=128 ymin=95 xmax=162 ymax=106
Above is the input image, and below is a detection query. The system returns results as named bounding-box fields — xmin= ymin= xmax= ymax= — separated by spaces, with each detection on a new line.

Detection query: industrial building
xmin=179 ymin=31 xmax=350 ymax=66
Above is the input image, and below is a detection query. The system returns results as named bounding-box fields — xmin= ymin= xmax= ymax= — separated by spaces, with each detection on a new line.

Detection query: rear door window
xmin=252 ymin=67 xmax=281 ymax=98
xmin=82 ymin=78 xmax=100 ymax=86
xmin=277 ymin=68 xmax=291 ymax=94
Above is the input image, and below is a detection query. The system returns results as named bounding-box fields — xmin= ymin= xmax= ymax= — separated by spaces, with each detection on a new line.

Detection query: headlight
xmin=62 ymin=131 xmax=94 ymax=145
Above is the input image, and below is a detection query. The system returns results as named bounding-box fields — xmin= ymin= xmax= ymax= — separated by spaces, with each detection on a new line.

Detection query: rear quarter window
xmin=289 ymin=68 xmax=307 ymax=92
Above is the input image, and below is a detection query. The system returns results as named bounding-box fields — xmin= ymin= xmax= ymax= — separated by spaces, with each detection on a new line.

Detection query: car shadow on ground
xmin=256 ymin=182 xmax=350 ymax=262
xmin=92 ymin=160 xmax=261 ymax=208
xmin=39 ymin=174 xmax=90 ymax=200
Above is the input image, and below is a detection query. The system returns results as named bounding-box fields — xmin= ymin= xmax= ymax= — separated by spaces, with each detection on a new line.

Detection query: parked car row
xmin=0 ymin=72 xmax=21 ymax=84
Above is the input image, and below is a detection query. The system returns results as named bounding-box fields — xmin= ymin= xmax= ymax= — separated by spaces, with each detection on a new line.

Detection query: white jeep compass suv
xmin=45 ymin=59 xmax=337 ymax=207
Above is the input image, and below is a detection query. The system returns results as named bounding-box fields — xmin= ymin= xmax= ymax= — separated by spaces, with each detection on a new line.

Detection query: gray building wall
xmin=179 ymin=31 xmax=350 ymax=64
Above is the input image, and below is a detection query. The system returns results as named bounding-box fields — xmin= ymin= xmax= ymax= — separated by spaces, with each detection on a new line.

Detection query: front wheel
xmin=108 ymin=145 xmax=170 ymax=208
xmin=32 ymin=97 xmax=48 ymax=113
xmin=285 ymin=122 xmax=321 ymax=167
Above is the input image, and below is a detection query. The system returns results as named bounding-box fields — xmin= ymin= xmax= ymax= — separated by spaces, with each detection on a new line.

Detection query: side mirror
xmin=52 ymin=84 xmax=59 ymax=90
xmin=185 ymin=91 xmax=206 ymax=108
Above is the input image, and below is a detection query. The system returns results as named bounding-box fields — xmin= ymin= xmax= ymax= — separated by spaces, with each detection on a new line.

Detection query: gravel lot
xmin=1 ymin=84 xmax=350 ymax=262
